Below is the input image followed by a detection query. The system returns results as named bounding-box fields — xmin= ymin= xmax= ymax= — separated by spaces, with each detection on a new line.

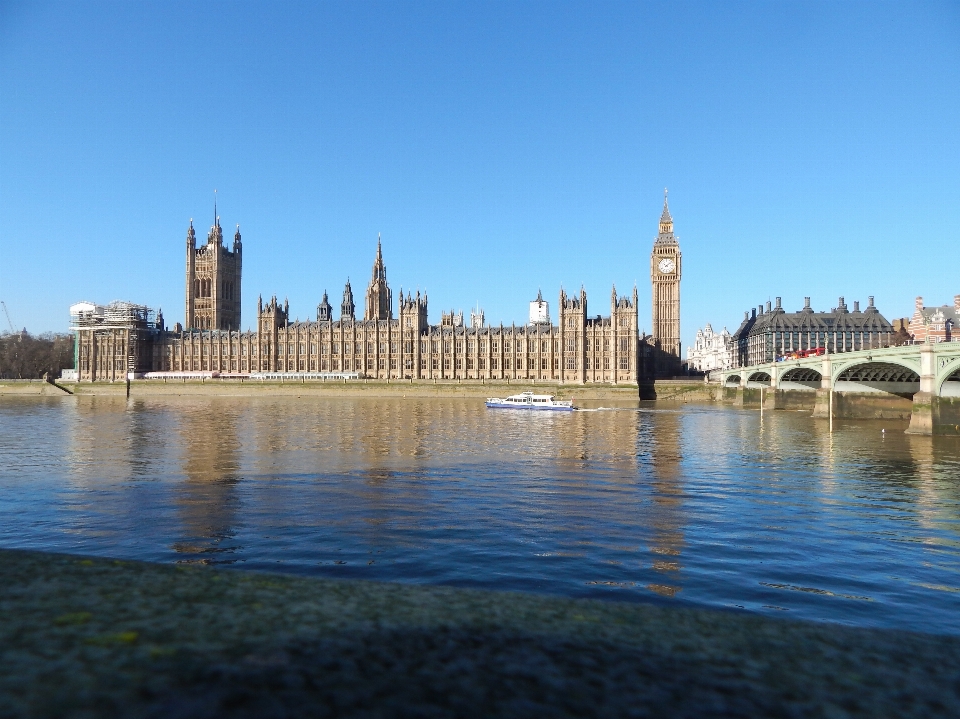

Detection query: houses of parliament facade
xmin=71 ymin=196 xmax=683 ymax=384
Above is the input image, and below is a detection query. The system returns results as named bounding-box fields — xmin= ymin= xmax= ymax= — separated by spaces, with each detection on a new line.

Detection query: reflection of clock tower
xmin=650 ymin=189 xmax=682 ymax=376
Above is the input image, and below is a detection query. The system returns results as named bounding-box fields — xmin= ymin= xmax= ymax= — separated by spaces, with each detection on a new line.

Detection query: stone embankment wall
xmin=2 ymin=378 xmax=713 ymax=402
xmin=0 ymin=379 xmax=73 ymax=396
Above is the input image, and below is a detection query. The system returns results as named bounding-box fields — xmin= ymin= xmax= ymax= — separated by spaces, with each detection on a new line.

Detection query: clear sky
xmin=1 ymin=1 xmax=958 ymax=348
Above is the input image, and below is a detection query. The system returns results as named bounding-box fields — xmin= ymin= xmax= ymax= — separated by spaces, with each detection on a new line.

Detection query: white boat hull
xmin=485 ymin=401 xmax=573 ymax=411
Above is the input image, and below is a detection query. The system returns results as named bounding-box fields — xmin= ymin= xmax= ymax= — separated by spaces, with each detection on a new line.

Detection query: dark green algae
xmin=1 ymin=548 xmax=958 ymax=718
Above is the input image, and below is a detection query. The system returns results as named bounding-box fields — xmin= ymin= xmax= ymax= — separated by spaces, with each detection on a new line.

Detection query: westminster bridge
xmin=712 ymin=343 xmax=960 ymax=435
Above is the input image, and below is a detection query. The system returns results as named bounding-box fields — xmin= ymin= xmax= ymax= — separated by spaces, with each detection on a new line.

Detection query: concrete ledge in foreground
xmin=1 ymin=548 xmax=958 ymax=718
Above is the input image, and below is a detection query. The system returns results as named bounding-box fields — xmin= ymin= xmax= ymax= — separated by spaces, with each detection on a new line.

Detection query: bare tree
xmin=0 ymin=331 xmax=74 ymax=379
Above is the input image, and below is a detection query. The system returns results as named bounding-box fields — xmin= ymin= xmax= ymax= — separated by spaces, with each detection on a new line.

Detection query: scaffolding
xmin=70 ymin=301 xmax=160 ymax=376
xmin=70 ymin=301 xmax=155 ymax=330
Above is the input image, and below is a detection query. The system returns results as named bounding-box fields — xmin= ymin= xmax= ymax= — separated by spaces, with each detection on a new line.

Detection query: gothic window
xmin=310 ymin=344 xmax=317 ymax=354
xmin=468 ymin=341 xmax=476 ymax=353
xmin=378 ymin=342 xmax=386 ymax=353
xmin=491 ymin=358 xmax=498 ymax=370
xmin=565 ymin=338 xmax=576 ymax=352
xmin=333 ymin=359 xmax=339 ymax=370
xmin=552 ymin=340 xmax=559 ymax=352
xmin=299 ymin=344 xmax=305 ymax=354
xmin=603 ymin=357 xmax=610 ymax=370
xmin=619 ymin=357 xmax=629 ymax=370
xmin=492 ymin=341 xmax=499 ymax=353
xmin=478 ymin=358 xmax=485 ymax=370
xmin=566 ymin=357 xmax=576 ymax=370
xmin=541 ymin=358 xmax=548 ymax=370
xmin=420 ymin=341 xmax=427 ymax=353
xmin=584 ymin=357 xmax=590 ymax=369
xmin=444 ymin=358 xmax=450 ymax=370
xmin=595 ymin=338 xmax=600 ymax=352
xmin=310 ymin=360 xmax=316 ymax=370
xmin=620 ymin=338 xmax=629 ymax=353
xmin=455 ymin=358 xmax=462 ymax=370
xmin=479 ymin=341 xmax=486 ymax=353
xmin=390 ymin=342 xmax=397 ymax=354
xmin=322 ymin=360 xmax=328 ymax=370
xmin=433 ymin=358 xmax=439 ymax=370
xmin=553 ymin=358 xmax=559 ymax=370
xmin=345 ymin=342 xmax=352 ymax=354
xmin=403 ymin=341 xmax=413 ymax=353
xmin=432 ymin=341 xmax=439 ymax=353
xmin=420 ymin=359 xmax=427 ymax=370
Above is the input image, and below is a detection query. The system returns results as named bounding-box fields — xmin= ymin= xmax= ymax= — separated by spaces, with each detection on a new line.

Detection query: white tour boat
xmin=485 ymin=391 xmax=574 ymax=411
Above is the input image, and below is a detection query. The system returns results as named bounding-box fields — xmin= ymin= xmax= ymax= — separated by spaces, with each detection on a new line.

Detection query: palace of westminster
xmin=70 ymin=196 xmax=686 ymax=383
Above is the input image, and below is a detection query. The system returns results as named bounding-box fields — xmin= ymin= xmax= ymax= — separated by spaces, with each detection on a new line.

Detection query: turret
xmin=317 ymin=291 xmax=332 ymax=322
xmin=342 ymin=279 xmax=356 ymax=320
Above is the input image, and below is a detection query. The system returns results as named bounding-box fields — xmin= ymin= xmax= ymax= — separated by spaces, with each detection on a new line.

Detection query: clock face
xmin=658 ymin=258 xmax=676 ymax=274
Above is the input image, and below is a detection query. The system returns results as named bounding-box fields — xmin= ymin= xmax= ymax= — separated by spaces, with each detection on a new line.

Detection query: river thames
xmin=1 ymin=395 xmax=958 ymax=634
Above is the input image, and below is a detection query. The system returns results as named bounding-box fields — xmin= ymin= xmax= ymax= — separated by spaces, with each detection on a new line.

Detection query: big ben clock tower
xmin=650 ymin=189 xmax=682 ymax=376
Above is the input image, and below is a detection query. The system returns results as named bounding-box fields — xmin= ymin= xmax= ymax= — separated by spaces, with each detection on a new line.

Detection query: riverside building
xmin=730 ymin=296 xmax=895 ymax=367
xmin=685 ymin=324 xmax=734 ymax=373
xmin=70 ymin=197 xmax=686 ymax=383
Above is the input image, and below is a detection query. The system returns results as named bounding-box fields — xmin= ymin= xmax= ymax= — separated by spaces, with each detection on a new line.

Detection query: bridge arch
xmin=779 ymin=367 xmax=822 ymax=390
xmin=834 ymin=361 xmax=920 ymax=396
xmin=724 ymin=374 xmax=741 ymax=386
xmin=940 ymin=367 xmax=960 ymax=398
xmin=747 ymin=371 xmax=771 ymax=386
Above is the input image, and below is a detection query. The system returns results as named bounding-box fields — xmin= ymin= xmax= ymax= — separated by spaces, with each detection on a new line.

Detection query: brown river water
xmin=1 ymin=395 xmax=958 ymax=633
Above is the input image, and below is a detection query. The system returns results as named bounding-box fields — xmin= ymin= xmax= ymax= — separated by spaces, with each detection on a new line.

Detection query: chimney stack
xmin=868 ymin=296 xmax=875 ymax=308
xmin=804 ymin=297 xmax=811 ymax=309
xmin=775 ymin=297 xmax=782 ymax=309
xmin=854 ymin=300 xmax=860 ymax=312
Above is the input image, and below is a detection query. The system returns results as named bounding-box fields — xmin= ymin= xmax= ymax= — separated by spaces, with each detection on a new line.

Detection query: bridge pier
xmin=905 ymin=346 xmax=960 ymax=435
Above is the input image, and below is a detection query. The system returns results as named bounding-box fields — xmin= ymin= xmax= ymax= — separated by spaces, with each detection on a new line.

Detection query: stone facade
xmin=686 ymin=324 xmax=734 ymax=372
xmin=185 ymin=211 xmax=242 ymax=331
xmin=650 ymin=191 xmax=682 ymax=377
xmin=731 ymin=296 xmax=894 ymax=367
xmin=908 ymin=295 xmax=960 ymax=343
xmin=70 ymin=200 xmax=694 ymax=383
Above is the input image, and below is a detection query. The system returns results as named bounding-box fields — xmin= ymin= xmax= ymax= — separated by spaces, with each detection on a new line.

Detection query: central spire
xmin=657 ymin=187 xmax=675 ymax=240
xmin=365 ymin=234 xmax=392 ymax=320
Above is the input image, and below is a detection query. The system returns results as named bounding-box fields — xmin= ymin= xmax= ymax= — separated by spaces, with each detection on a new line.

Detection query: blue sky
xmin=1 ymin=1 xmax=958 ymax=348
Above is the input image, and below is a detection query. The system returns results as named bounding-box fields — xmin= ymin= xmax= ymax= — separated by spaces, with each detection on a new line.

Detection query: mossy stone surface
xmin=1 ymin=548 xmax=958 ymax=717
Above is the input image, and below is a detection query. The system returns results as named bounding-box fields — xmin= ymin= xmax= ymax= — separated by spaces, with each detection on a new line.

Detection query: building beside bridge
xmin=908 ymin=295 xmax=960 ymax=343
xmin=69 ymin=195 xmax=695 ymax=383
xmin=730 ymin=296 xmax=894 ymax=367
xmin=685 ymin=324 xmax=734 ymax=372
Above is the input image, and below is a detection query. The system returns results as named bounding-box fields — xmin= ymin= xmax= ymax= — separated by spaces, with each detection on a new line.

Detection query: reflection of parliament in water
xmin=71 ymin=194 xmax=684 ymax=383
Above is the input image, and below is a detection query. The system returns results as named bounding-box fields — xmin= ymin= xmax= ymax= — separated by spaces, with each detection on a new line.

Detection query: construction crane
xmin=0 ymin=301 xmax=14 ymax=334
